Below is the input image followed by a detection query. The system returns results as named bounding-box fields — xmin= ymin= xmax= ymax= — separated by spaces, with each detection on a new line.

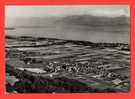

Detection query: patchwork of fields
xmin=6 ymin=36 xmax=130 ymax=93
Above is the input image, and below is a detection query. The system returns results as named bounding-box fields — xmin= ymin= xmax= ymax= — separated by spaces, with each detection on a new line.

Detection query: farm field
xmin=6 ymin=36 xmax=130 ymax=93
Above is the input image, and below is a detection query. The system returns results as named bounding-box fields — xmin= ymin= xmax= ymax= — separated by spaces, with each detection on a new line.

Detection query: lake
xmin=5 ymin=16 xmax=130 ymax=43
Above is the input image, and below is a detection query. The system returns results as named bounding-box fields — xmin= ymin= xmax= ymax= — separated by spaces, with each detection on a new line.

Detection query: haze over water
xmin=5 ymin=5 xmax=130 ymax=44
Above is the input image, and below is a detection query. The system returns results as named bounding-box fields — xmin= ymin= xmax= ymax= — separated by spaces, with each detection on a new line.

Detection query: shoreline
xmin=6 ymin=35 xmax=130 ymax=51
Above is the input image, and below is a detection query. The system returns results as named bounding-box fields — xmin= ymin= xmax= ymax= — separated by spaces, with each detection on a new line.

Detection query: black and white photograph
xmin=5 ymin=5 xmax=130 ymax=93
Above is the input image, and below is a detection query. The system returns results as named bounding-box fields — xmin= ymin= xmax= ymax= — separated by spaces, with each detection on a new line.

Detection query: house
xmin=23 ymin=57 xmax=43 ymax=64
xmin=112 ymin=78 xmax=122 ymax=85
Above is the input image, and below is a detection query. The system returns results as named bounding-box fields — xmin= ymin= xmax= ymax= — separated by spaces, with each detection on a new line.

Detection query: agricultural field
xmin=6 ymin=36 xmax=130 ymax=93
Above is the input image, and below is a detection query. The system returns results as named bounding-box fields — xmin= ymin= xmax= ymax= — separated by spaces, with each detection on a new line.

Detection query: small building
xmin=112 ymin=78 xmax=122 ymax=85
xmin=23 ymin=57 xmax=43 ymax=64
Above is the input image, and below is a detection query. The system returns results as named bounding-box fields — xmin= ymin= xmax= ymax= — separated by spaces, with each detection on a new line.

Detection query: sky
xmin=5 ymin=5 xmax=130 ymax=17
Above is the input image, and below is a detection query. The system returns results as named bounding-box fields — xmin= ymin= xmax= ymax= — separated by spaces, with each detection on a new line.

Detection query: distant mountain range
xmin=6 ymin=15 xmax=129 ymax=27
xmin=55 ymin=15 xmax=130 ymax=26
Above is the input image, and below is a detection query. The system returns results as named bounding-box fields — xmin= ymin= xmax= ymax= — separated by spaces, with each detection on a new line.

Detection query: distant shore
xmin=6 ymin=35 xmax=130 ymax=51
